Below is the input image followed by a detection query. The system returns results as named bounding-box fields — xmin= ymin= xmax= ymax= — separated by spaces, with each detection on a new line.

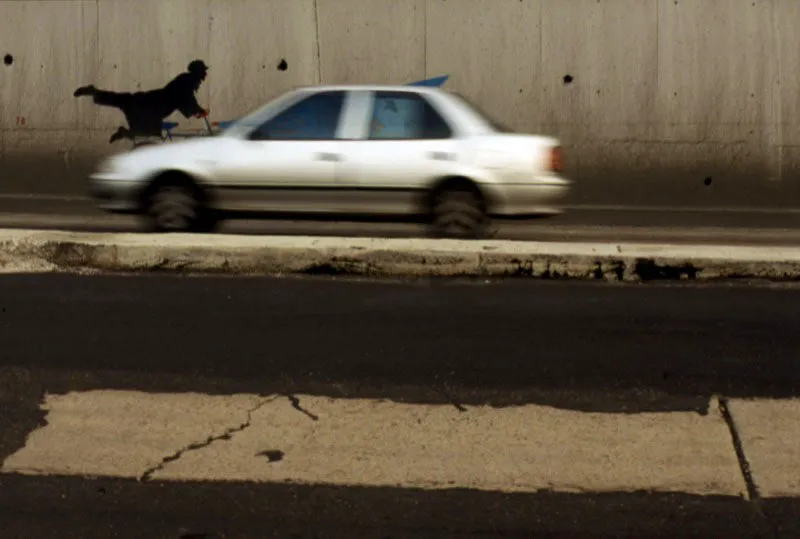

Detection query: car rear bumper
xmin=485 ymin=177 xmax=571 ymax=216
xmin=88 ymin=174 xmax=143 ymax=212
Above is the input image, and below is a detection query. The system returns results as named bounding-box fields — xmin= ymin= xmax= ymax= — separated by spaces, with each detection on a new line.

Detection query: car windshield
xmin=449 ymin=92 xmax=515 ymax=133
xmin=220 ymin=89 xmax=309 ymax=136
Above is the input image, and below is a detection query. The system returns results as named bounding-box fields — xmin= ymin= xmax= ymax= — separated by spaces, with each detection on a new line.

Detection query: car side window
xmin=368 ymin=92 xmax=453 ymax=140
xmin=249 ymin=91 xmax=346 ymax=141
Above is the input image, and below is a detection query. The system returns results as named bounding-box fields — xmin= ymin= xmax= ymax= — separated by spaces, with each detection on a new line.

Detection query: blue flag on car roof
xmin=407 ymin=75 xmax=449 ymax=87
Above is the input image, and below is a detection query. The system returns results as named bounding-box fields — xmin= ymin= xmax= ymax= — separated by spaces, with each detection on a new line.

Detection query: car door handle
xmin=315 ymin=152 xmax=342 ymax=162
xmin=428 ymin=151 xmax=454 ymax=161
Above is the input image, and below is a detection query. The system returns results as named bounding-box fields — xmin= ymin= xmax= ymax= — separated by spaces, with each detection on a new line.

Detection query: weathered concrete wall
xmin=208 ymin=0 xmax=320 ymax=121
xmin=1 ymin=0 xmax=800 ymax=208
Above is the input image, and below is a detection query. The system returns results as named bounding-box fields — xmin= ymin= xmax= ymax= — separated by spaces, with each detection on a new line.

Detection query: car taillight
xmin=548 ymin=146 xmax=564 ymax=173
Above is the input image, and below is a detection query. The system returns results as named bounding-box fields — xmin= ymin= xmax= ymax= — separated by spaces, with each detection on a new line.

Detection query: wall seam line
xmin=423 ymin=0 xmax=427 ymax=78
xmin=313 ymin=0 xmax=322 ymax=84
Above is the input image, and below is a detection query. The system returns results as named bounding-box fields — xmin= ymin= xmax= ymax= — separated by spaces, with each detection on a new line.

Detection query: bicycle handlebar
xmin=161 ymin=116 xmax=222 ymax=140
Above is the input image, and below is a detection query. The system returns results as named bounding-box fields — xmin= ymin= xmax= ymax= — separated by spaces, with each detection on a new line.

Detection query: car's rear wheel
xmin=145 ymin=182 xmax=216 ymax=233
xmin=429 ymin=187 xmax=489 ymax=239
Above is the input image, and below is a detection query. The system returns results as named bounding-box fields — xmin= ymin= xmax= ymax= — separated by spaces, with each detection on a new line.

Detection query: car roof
xmin=291 ymin=84 xmax=446 ymax=94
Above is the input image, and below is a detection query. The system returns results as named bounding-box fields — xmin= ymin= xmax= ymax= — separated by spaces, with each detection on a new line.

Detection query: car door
xmin=335 ymin=90 xmax=458 ymax=215
xmin=210 ymin=90 xmax=353 ymax=213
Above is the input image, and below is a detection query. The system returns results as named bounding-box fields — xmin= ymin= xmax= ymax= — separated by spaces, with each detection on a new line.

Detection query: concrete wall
xmin=1 ymin=0 xmax=800 ymax=208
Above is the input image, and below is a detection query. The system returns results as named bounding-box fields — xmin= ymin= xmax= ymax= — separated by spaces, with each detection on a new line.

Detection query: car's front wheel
xmin=429 ymin=187 xmax=489 ymax=239
xmin=144 ymin=182 xmax=216 ymax=233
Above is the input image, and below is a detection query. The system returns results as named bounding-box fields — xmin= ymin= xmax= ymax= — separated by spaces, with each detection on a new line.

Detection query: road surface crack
xmin=287 ymin=394 xmax=319 ymax=421
xmin=139 ymin=397 xmax=274 ymax=483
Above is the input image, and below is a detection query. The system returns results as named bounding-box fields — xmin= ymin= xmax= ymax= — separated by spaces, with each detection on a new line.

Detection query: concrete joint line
xmin=138 ymin=396 xmax=277 ymax=483
xmin=716 ymin=396 xmax=760 ymax=503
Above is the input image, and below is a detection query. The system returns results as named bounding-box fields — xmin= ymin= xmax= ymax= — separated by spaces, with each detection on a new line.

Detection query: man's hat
xmin=188 ymin=59 xmax=209 ymax=74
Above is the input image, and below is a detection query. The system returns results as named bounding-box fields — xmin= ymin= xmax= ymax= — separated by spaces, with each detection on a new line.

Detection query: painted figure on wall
xmin=73 ymin=59 xmax=210 ymax=143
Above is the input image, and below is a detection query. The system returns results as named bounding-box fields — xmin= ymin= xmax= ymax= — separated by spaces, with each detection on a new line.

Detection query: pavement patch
xmin=2 ymin=390 xmax=745 ymax=496
xmin=1 ymin=390 xmax=264 ymax=479
xmin=725 ymin=398 xmax=800 ymax=498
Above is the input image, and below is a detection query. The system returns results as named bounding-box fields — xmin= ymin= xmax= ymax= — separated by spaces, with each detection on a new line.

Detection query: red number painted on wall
xmin=15 ymin=116 xmax=26 ymax=126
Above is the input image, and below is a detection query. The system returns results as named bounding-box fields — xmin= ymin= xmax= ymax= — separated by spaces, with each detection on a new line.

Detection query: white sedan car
xmin=89 ymin=85 xmax=571 ymax=238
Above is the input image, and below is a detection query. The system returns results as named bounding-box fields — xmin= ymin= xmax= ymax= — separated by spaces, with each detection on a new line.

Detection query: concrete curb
xmin=1 ymin=228 xmax=800 ymax=281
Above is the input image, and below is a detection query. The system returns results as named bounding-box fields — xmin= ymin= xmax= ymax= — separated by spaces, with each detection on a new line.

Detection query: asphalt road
xmin=3 ymin=194 xmax=800 ymax=245
xmin=2 ymin=274 xmax=800 ymax=407
xmin=1 ymin=275 xmax=799 ymax=537
xmin=0 ymin=474 xmax=792 ymax=539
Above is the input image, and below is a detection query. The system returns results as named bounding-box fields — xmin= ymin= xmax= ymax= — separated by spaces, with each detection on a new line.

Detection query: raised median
xmin=1 ymin=228 xmax=800 ymax=281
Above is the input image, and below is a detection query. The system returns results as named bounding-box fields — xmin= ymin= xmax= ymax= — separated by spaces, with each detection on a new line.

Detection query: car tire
xmin=429 ymin=187 xmax=489 ymax=239
xmin=145 ymin=182 xmax=213 ymax=233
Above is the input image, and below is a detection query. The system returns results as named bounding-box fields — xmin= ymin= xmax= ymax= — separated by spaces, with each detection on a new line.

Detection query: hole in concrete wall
xmin=3 ymin=54 xmax=13 ymax=66
xmin=277 ymin=59 xmax=288 ymax=71
xmin=704 ymin=177 xmax=713 ymax=186
xmin=563 ymin=74 xmax=574 ymax=85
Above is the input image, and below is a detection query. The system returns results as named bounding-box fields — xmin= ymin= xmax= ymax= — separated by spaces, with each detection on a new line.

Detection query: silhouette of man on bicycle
xmin=74 ymin=59 xmax=210 ymax=144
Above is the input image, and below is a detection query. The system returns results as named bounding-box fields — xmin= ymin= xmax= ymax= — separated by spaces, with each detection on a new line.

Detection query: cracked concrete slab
xmin=139 ymin=397 xmax=275 ymax=482
xmin=1 ymin=390 xmax=746 ymax=495
xmin=0 ymin=390 xmax=263 ymax=478
xmin=154 ymin=394 xmax=744 ymax=495
xmin=726 ymin=398 xmax=800 ymax=498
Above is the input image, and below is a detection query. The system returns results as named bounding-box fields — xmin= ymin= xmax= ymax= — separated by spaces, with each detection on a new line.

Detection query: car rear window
xmin=449 ymin=93 xmax=515 ymax=133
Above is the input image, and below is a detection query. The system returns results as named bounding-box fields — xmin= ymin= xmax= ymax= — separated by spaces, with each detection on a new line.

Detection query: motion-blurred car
xmin=89 ymin=85 xmax=571 ymax=238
